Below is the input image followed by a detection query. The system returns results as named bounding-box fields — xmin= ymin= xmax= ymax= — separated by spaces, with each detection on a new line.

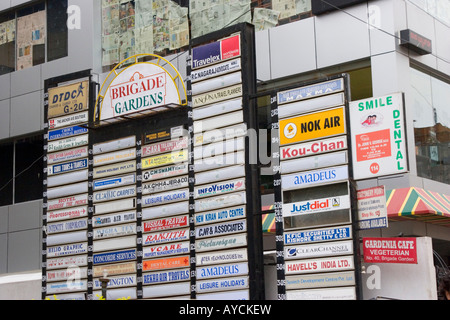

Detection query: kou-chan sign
xmin=96 ymin=54 xmax=186 ymax=122
xmin=363 ymin=237 xmax=417 ymax=264
xmin=350 ymin=93 xmax=407 ymax=180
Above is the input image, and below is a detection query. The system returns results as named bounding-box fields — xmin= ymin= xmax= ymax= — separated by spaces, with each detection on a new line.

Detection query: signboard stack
xmin=273 ymin=76 xmax=359 ymax=300
xmin=91 ymin=136 xmax=139 ymax=299
xmin=43 ymin=77 xmax=91 ymax=300
xmin=140 ymin=128 xmax=192 ymax=299
xmin=185 ymin=24 xmax=263 ymax=300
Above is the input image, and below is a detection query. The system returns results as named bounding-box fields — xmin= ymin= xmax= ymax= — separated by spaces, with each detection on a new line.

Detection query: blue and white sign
xmin=47 ymin=159 xmax=88 ymax=176
xmin=195 ymin=205 xmax=246 ymax=225
xmin=197 ymin=262 xmax=248 ymax=280
xmin=196 ymin=219 xmax=246 ymax=238
xmin=142 ymin=188 xmax=189 ymax=207
xmin=47 ymin=218 xmax=88 ymax=234
xmin=194 ymin=178 xmax=245 ymax=199
xmin=197 ymin=276 xmax=249 ymax=293
xmin=47 ymin=242 xmax=88 ymax=258
xmin=48 ymin=125 xmax=88 ymax=141
xmin=93 ymin=249 xmax=136 ymax=265
xmin=277 ymin=78 xmax=344 ymax=104
xmin=46 ymin=279 xmax=88 ymax=294
xmin=93 ymin=223 xmax=137 ymax=239
xmin=93 ymin=211 xmax=136 ymax=227
xmin=93 ymin=174 xmax=136 ymax=191
xmin=93 ymin=185 xmax=136 ymax=203
xmin=284 ymin=225 xmax=352 ymax=245
xmin=93 ymin=274 xmax=137 ymax=290
xmin=142 ymin=268 xmax=190 ymax=285
xmin=281 ymin=165 xmax=349 ymax=191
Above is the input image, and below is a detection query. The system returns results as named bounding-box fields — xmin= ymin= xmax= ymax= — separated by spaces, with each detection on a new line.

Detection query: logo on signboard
xmin=284 ymin=123 xmax=297 ymax=139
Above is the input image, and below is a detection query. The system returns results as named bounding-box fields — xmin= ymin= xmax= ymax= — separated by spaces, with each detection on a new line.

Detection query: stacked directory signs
xmin=186 ymin=25 xmax=262 ymax=300
xmin=43 ymin=78 xmax=90 ymax=300
xmin=91 ymin=135 xmax=139 ymax=300
xmin=275 ymin=77 xmax=358 ymax=300
xmin=140 ymin=129 xmax=192 ymax=299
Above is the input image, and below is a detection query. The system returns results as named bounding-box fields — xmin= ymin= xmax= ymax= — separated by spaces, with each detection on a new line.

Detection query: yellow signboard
xmin=279 ymin=107 xmax=346 ymax=146
xmin=141 ymin=149 xmax=188 ymax=169
xmin=48 ymin=80 xmax=89 ymax=119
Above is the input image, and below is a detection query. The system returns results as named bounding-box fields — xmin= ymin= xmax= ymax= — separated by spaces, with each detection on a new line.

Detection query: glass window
xmin=408 ymin=0 xmax=450 ymax=26
xmin=411 ymin=67 xmax=450 ymax=184
xmin=47 ymin=0 xmax=68 ymax=62
xmin=0 ymin=12 xmax=16 ymax=75
xmin=0 ymin=142 xmax=14 ymax=206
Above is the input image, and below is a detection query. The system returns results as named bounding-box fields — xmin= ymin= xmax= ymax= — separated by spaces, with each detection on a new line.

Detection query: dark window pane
xmin=0 ymin=142 xmax=14 ymax=206
xmin=14 ymin=136 xmax=43 ymax=203
xmin=0 ymin=12 xmax=16 ymax=75
xmin=47 ymin=0 xmax=68 ymax=61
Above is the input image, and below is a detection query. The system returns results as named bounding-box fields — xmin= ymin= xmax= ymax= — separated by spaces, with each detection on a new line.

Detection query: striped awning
xmin=386 ymin=187 xmax=450 ymax=227
xmin=262 ymin=213 xmax=276 ymax=233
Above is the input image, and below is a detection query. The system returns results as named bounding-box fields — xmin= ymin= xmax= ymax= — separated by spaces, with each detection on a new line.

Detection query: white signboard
xmin=94 ymin=198 xmax=136 ymax=215
xmin=196 ymin=233 xmax=247 ymax=252
xmin=93 ymin=223 xmax=137 ymax=239
xmin=46 ymin=254 xmax=88 ymax=270
xmin=192 ymin=71 xmax=241 ymax=95
xmin=142 ymin=188 xmax=189 ymax=207
xmin=142 ymin=136 xmax=188 ymax=157
xmin=46 ymin=182 xmax=88 ymax=199
xmin=47 ymin=169 xmax=89 ymax=188
xmin=142 ymin=176 xmax=188 ymax=194
xmin=286 ymin=271 xmax=355 ymax=290
xmin=193 ymin=98 xmax=242 ymax=121
xmin=350 ymin=93 xmax=408 ymax=179
xmin=47 ymin=206 xmax=88 ymax=222
xmin=93 ymin=185 xmax=136 ymax=203
xmin=194 ymin=110 xmax=243 ymax=133
xmin=142 ymin=282 xmax=190 ymax=299
xmin=196 ymin=248 xmax=247 ymax=266
xmin=196 ymin=219 xmax=246 ymax=238
xmin=195 ymin=165 xmax=245 ymax=185
xmin=197 ymin=276 xmax=249 ymax=293
xmin=46 ymin=267 xmax=88 ymax=282
xmin=193 ymin=123 xmax=247 ymax=147
xmin=47 ymin=134 xmax=88 ymax=153
xmin=194 ymin=178 xmax=245 ymax=199
xmin=282 ymin=195 xmax=350 ymax=217
xmin=194 ymin=151 xmax=245 ymax=172
xmin=280 ymin=151 xmax=347 ymax=174
xmin=195 ymin=191 xmax=246 ymax=212
xmin=47 ymin=194 xmax=88 ymax=211
xmin=142 ymin=268 xmax=190 ymax=285
xmin=191 ymin=58 xmax=241 ymax=83
xmin=195 ymin=205 xmax=246 ymax=225
xmin=142 ymin=228 xmax=189 ymax=246
xmin=47 ymin=146 xmax=88 ymax=165
xmin=280 ymin=136 xmax=347 ymax=161
xmin=197 ymin=262 xmax=248 ymax=280
xmin=194 ymin=136 xmax=245 ymax=160
xmin=285 ymin=256 xmax=354 ymax=275
xmin=48 ymin=111 xmax=88 ymax=130
xmin=47 ymin=218 xmax=88 ymax=234
xmin=93 ymin=148 xmax=136 ymax=167
xmin=93 ymin=160 xmax=136 ymax=179
xmin=281 ymin=165 xmax=349 ymax=191
xmin=92 ymin=235 xmax=136 ymax=252
xmin=93 ymin=211 xmax=136 ymax=228
xmin=47 ymin=242 xmax=88 ymax=258
xmin=142 ymin=162 xmax=188 ymax=181
xmin=93 ymin=173 xmax=136 ymax=191
xmin=142 ymin=201 xmax=189 ymax=220
xmin=284 ymin=240 xmax=354 ymax=260
xmin=284 ymin=225 xmax=352 ymax=246
xmin=357 ymin=186 xmax=388 ymax=230
xmin=143 ymin=241 xmax=190 ymax=259
xmin=287 ymin=287 xmax=356 ymax=300
xmin=93 ymin=274 xmax=137 ymax=290
xmin=93 ymin=136 xmax=136 ymax=155
xmin=46 ymin=230 xmax=87 ymax=246
xmin=46 ymin=280 xmax=87 ymax=294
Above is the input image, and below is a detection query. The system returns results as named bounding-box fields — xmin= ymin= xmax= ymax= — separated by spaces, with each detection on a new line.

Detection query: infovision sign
xmin=95 ymin=54 xmax=187 ymax=122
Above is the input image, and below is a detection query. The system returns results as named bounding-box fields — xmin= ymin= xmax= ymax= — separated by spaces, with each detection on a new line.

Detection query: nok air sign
xmin=95 ymin=54 xmax=187 ymax=122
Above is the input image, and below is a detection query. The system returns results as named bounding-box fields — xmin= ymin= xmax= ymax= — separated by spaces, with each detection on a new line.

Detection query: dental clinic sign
xmin=350 ymin=93 xmax=408 ymax=180
xmin=96 ymin=55 xmax=186 ymax=122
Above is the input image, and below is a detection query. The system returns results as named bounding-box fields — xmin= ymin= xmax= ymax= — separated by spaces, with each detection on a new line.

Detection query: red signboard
xmin=363 ymin=237 xmax=417 ymax=264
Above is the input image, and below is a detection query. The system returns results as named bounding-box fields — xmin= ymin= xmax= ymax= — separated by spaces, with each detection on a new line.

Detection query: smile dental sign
xmin=100 ymin=63 xmax=181 ymax=120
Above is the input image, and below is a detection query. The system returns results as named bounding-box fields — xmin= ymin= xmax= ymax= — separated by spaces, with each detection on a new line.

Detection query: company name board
xmin=93 ymin=174 xmax=136 ymax=191
xmin=142 ymin=150 xmax=188 ymax=169
xmin=48 ymin=111 xmax=88 ymax=130
xmin=47 ymin=159 xmax=88 ymax=176
xmin=142 ymin=137 xmax=188 ymax=157
xmin=283 ymin=195 xmax=350 ymax=217
xmin=191 ymin=58 xmax=241 ymax=83
xmin=196 ymin=219 xmax=246 ymax=238
xmin=48 ymin=125 xmax=88 ymax=141
xmin=142 ymin=268 xmax=190 ymax=285
xmin=48 ymin=80 xmax=89 ymax=118
xmin=280 ymin=136 xmax=347 ymax=160
xmin=281 ymin=165 xmax=348 ymax=190
xmin=192 ymin=34 xmax=240 ymax=69
xmin=194 ymin=179 xmax=245 ymax=198
xmin=284 ymin=225 xmax=352 ymax=245
xmin=277 ymin=78 xmax=344 ymax=104
xmin=93 ymin=249 xmax=136 ymax=265
xmin=143 ymin=228 xmax=189 ymax=246
xmin=280 ymin=107 xmax=346 ymax=145
xmin=93 ymin=211 xmax=136 ymax=227
xmin=47 ymin=242 xmax=88 ymax=258
xmin=285 ymin=256 xmax=354 ymax=275
xmin=363 ymin=237 xmax=417 ymax=264
xmin=47 ymin=146 xmax=88 ymax=165
xmin=142 ymin=256 xmax=190 ymax=271
xmin=143 ymin=215 xmax=189 ymax=233
xmin=143 ymin=241 xmax=190 ymax=259
xmin=195 ymin=205 xmax=246 ymax=225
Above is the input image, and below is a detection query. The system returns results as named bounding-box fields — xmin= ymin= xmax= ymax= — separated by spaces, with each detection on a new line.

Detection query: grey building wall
xmin=0 ymin=0 xmax=449 ymax=277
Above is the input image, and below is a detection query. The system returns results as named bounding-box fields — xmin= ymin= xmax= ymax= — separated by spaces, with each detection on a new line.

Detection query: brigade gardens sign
xmin=95 ymin=54 xmax=187 ymax=123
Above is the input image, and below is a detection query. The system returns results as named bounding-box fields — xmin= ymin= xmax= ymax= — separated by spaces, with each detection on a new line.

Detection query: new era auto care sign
xmin=98 ymin=62 xmax=182 ymax=121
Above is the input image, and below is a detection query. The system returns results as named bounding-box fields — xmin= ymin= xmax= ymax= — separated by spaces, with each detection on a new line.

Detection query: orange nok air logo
xmin=279 ymin=107 xmax=346 ymax=145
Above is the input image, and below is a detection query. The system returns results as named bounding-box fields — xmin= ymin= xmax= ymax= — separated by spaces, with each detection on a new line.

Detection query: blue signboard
xmin=48 ymin=159 xmax=88 ymax=175
xmin=277 ymin=79 xmax=344 ymax=104
xmin=48 ymin=125 xmax=88 ymax=141
xmin=284 ymin=225 xmax=352 ymax=245
xmin=93 ymin=249 xmax=136 ymax=265
xmin=142 ymin=268 xmax=190 ymax=285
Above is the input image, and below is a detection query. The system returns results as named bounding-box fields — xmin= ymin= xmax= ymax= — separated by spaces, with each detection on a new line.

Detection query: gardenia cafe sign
xmin=95 ymin=54 xmax=187 ymax=123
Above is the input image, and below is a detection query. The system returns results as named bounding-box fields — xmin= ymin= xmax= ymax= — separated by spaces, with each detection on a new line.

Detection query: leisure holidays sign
xmin=95 ymin=54 xmax=187 ymax=123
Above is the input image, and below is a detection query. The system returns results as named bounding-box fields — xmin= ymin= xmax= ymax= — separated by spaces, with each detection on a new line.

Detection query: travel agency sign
xmin=95 ymin=54 xmax=187 ymax=123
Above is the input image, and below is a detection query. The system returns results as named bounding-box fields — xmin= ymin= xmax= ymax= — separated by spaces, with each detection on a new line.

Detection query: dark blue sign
xmin=48 ymin=125 xmax=88 ymax=141
xmin=93 ymin=249 xmax=136 ymax=265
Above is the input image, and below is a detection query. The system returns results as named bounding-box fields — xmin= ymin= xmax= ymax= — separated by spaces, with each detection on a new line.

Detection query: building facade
xmin=0 ymin=0 xmax=449 ymax=300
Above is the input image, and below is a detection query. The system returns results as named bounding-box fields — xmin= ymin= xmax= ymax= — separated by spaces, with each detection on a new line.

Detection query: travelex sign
xmin=192 ymin=34 xmax=240 ymax=69
xmin=96 ymin=56 xmax=186 ymax=121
